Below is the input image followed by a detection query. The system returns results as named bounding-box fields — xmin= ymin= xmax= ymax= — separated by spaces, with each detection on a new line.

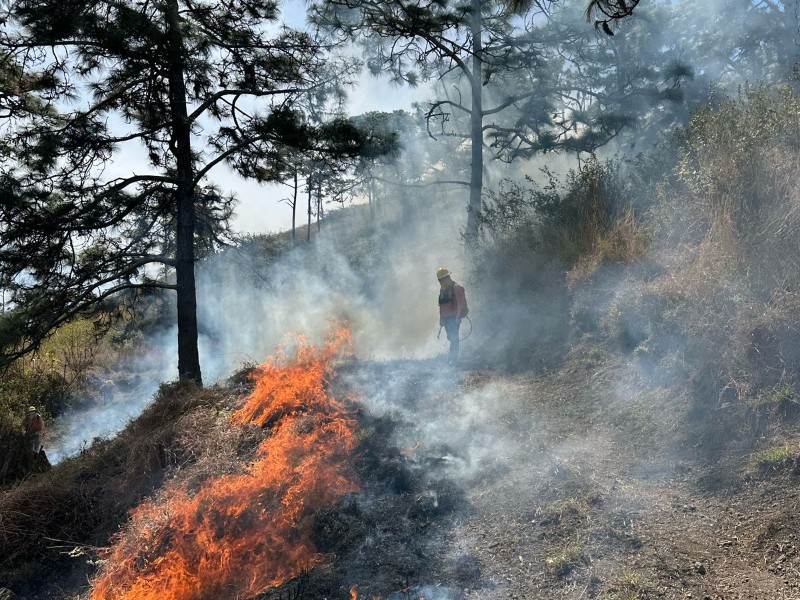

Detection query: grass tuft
xmin=755 ymin=446 xmax=794 ymax=466
xmin=545 ymin=543 xmax=590 ymax=577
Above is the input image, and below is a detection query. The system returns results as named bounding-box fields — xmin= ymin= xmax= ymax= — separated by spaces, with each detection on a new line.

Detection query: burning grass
xmin=89 ymin=326 xmax=360 ymax=600
xmin=0 ymin=333 xmax=471 ymax=600
xmin=0 ymin=381 xmax=233 ymax=596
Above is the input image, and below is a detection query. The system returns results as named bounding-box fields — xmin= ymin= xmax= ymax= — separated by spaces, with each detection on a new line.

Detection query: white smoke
xmin=45 ymin=331 xmax=178 ymax=463
xmin=194 ymin=197 xmax=470 ymax=376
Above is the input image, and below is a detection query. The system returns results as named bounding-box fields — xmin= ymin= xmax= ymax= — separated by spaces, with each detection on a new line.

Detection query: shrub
xmin=471 ymin=158 xmax=648 ymax=370
xmin=751 ymin=445 xmax=797 ymax=476
xmin=0 ymin=359 xmax=72 ymax=419
xmin=477 ymin=158 xmax=640 ymax=270
xmin=587 ymin=85 xmax=800 ymax=453
xmin=677 ymin=85 xmax=800 ymax=228
xmin=0 ymin=317 xmax=109 ymax=420
xmin=755 ymin=446 xmax=793 ymax=466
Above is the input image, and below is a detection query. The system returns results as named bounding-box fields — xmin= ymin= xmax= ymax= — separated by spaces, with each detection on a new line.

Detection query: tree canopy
xmin=0 ymin=0 xmax=393 ymax=382
xmin=311 ymin=0 xmax=683 ymax=239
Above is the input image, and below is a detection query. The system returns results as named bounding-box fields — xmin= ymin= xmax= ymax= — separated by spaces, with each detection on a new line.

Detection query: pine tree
xmin=585 ymin=0 xmax=641 ymax=34
xmin=0 ymin=0 xmax=380 ymax=382
xmin=310 ymin=0 xmax=656 ymax=241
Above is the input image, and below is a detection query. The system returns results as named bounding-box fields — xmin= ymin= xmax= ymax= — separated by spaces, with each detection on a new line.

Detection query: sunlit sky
xmin=223 ymin=1 xmax=426 ymax=235
xmin=227 ymin=73 xmax=424 ymax=235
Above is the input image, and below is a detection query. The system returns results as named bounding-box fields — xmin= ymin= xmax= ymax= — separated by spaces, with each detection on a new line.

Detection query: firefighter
xmin=436 ymin=267 xmax=468 ymax=364
xmin=24 ymin=406 xmax=43 ymax=454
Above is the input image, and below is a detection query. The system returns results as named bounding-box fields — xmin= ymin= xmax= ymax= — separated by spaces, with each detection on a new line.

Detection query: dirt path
xmin=328 ymin=355 xmax=800 ymax=600
xmin=436 ymin=362 xmax=800 ymax=600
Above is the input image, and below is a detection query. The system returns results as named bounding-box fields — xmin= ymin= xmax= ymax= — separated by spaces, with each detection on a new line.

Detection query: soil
xmin=323 ymin=351 xmax=800 ymax=600
xmin=7 ymin=347 xmax=799 ymax=600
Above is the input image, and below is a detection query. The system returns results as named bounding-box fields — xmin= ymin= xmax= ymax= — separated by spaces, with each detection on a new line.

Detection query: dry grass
xmin=472 ymin=159 xmax=650 ymax=371
xmin=0 ymin=380 xmax=251 ymax=592
xmin=593 ymin=90 xmax=800 ymax=461
xmin=567 ymin=209 xmax=649 ymax=290
xmin=599 ymin=568 xmax=652 ymax=600
xmin=545 ymin=542 xmax=591 ymax=578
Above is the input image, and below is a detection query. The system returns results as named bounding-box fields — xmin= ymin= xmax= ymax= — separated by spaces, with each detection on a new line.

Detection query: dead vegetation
xmin=0 ymin=381 xmax=246 ymax=598
xmin=433 ymin=85 xmax=800 ymax=600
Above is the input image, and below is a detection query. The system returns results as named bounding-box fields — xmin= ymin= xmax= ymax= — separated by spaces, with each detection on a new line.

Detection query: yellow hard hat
xmin=436 ymin=267 xmax=451 ymax=280
xmin=28 ymin=406 xmax=36 ymax=412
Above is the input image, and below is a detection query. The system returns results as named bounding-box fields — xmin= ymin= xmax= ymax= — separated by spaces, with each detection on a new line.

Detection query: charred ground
xmin=268 ymin=345 xmax=800 ymax=600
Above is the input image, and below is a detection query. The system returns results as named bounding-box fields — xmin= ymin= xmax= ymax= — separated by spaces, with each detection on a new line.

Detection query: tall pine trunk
xmin=465 ymin=0 xmax=483 ymax=243
xmin=368 ymin=176 xmax=375 ymax=220
xmin=316 ymin=178 xmax=322 ymax=233
xmin=291 ymin=167 xmax=298 ymax=244
xmin=307 ymin=179 xmax=312 ymax=243
xmin=166 ymin=0 xmax=202 ymax=384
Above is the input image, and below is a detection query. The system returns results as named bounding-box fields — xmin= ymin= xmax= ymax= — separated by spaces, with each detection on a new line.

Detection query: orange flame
xmin=349 ymin=586 xmax=383 ymax=600
xmin=90 ymin=326 xmax=359 ymax=600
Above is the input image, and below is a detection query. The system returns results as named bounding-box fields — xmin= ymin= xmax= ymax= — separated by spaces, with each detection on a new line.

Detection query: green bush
xmin=755 ymin=446 xmax=793 ymax=465
xmin=477 ymin=158 xmax=635 ymax=269
xmin=0 ymin=318 xmax=102 ymax=420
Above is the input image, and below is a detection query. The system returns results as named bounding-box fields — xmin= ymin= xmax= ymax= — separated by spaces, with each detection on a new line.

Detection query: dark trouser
xmin=27 ymin=432 xmax=41 ymax=454
xmin=441 ymin=315 xmax=461 ymax=363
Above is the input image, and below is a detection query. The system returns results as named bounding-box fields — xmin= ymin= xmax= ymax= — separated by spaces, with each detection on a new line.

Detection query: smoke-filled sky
xmin=193 ymin=197 xmax=468 ymax=381
xmin=213 ymin=0 xmax=428 ymax=235
xmin=90 ymin=0 xmax=797 ymax=236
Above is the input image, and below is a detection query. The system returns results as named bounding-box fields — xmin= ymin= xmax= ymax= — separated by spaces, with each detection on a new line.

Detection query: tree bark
xmin=316 ymin=178 xmax=322 ymax=233
xmin=291 ymin=167 xmax=298 ymax=244
xmin=466 ymin=0 xmax=484 ymax=243
xmin=166 ymin=0 xmax=202 ymax=384
xmin=307 ymin=178 xmax=312 ymax=243
xmin=368 ymin=176 xmax=375 ymax=221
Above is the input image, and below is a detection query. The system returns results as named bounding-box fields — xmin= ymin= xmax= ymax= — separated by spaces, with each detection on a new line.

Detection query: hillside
xmin=3 ymin=86 xmax=800 ymax=600
xmin=5 ymin=346 xmax=798 ymax=600
xmin=326 ymin=351 xmax=800 ymax=600
xmin=428 ymin=358 xmax=800 ymax=600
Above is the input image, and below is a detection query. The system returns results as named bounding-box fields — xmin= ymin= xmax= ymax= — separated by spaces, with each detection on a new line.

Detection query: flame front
xmin=91 ymin=327 xmax=359 ymax=600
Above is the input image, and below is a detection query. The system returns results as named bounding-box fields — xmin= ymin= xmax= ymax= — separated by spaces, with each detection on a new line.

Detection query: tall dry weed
xmin=678 ymin=86 xmax=800 ymax=230
xmin=472 ymin=159 xmax=649 ymax=369
xmin=602 ymin=85 xmax=800 ymax=450
xmin=568 ymin=208 xmax=649 ymax=290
